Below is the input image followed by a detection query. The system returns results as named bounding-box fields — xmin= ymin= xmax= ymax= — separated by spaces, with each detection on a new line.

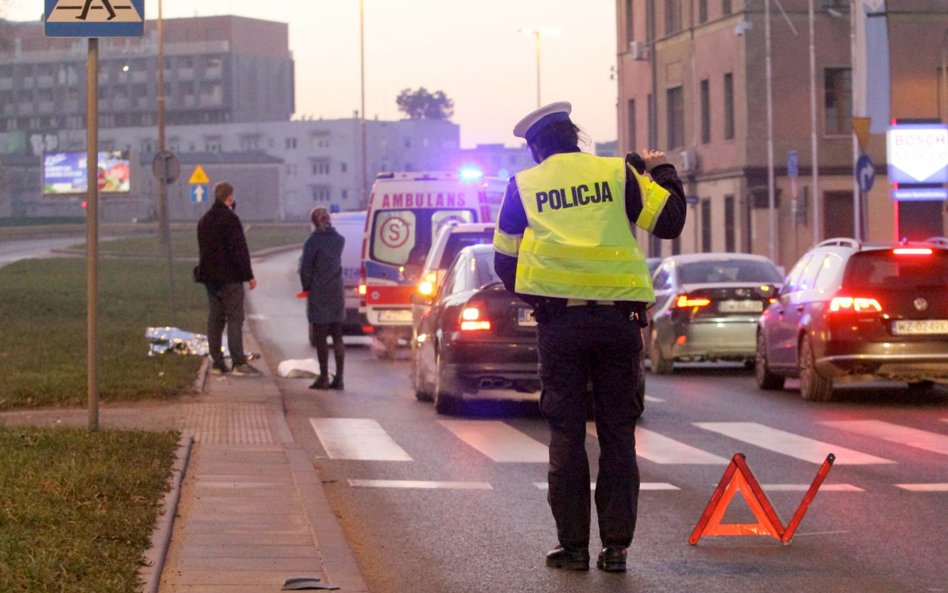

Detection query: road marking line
xmin=821 ymin=420 xmax=948 ymax=457
xmin=694 ymin=422 xmax=894 ymax=465
xmin=348 ymin=479 xmax=491 ymax=490
xmin=534 ymin=482 xmax=679 ymax=491
xmin=586 ymin=424 xmax=728 ymax=464
xmin=757 ymin=483 xmax=864 ymax=492
xmin=895 ymin=483 xmax=948 ymax=492
xmin=309 ymin=418 xmax=412 ymax=461
xmin=438 ymin=420 xmax=548 ymax=463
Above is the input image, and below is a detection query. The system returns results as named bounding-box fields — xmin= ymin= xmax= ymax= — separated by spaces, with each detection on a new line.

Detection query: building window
xmin=723 ymin=72 xmax=735 ymax=140
xmin=311 ymin=160 xmax=330 ymax=175
xmin=340 ymin=162 xmax=347 ymax=173
xmin=824 ymin=67 xmax=852 ymax=135
xmin=700 ymin=79 xmax=710 ymax=144
xmin=722 ymin=0 xmax=732 ymax=15
xmin=701 ymin=198 xmax=712 ymax=252
xmin=666 ymin=86 xmax=684 ymax=149
xmin=625 ymin=0 xmax=635 ymax=45
xmin=240 ymin=135 xmax=260 ymax=151
xmin=664 ymin=0 xmax=681 ymax=34
xmin=311 ymin=186 xmax=331 ymax=202
xmin=311 ymin=134 xmax=330 ymax=149
xmin=698 ymin=0 xmax=708 ymax=23
xmin=285 ymin=137 xmax=297 ymax=149
xmin=821 ymin=0 xmax=851 ymax=9
xmin=724 ymin=195 xmax=736 ymax=252
xmin=647 ymin=93 xmax=656 ymax=147
xmin=627 ymin=99 xmax=636 ymax=153
xmin=204 ymin=136 xmax=222 ymax=152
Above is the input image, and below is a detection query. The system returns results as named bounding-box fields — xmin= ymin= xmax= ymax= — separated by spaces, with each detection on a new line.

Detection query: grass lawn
xmin=0 ymin=427 xmax=179 ymax=593
xmin=0 ymin=257 xmax=208 ymax=410
xmin=95 ymin=224 xmax=310 ymax=258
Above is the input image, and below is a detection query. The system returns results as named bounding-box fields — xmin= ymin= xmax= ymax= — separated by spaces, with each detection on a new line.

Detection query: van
xmin=306 ymin=210 xmax=368 ymax=346
xmin=359 ymin=169 xmax=507 ymax=357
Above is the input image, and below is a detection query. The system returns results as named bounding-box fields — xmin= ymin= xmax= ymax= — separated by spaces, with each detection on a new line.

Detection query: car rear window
xmin=473 ymin=250 xmax=500 ymax=287
xmin=843 ymin=250 xmax=948 ymax=289
xmin=679 ymin=259 xmax=783 ymax=284
xmin=439 ymin=231 xmax=495 ymax=268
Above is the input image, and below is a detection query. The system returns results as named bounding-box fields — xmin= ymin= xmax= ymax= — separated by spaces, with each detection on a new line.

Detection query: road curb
xmin=139 ymin=433 xmax=193 ymax=593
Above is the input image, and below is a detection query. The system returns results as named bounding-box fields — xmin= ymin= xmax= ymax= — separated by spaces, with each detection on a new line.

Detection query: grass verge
xmin=0 ymin=427 xmax=179 ymax=593
xmin=0 ymin=257 xmax=208 ymax=410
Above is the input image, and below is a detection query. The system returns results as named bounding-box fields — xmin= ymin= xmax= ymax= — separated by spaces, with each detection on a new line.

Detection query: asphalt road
xmin=249 ymin=248 xmax=947 ymax=593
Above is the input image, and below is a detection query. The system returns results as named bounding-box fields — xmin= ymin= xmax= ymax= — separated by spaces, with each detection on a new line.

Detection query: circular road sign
xmin=152 ymin=150 xmax=181 ymax=185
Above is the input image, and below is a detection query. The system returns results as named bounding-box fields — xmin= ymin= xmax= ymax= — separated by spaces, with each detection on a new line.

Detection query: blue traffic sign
xmin=856 ymin=154 xmax=875 ymax=193
xmin=45 ymin=0 xmax=145 ymax=38
xmin=190 ymin=184 xmax=209 ymax=204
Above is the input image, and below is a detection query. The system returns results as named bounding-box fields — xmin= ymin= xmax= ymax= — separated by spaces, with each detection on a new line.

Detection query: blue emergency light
xmin=458 ymin=166 xmax=483 ymax=181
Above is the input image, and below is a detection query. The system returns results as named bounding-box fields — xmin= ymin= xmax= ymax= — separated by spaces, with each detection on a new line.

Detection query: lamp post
xmin=519 ymin=27 xmax=559 ymax=108
xmin=359 ymin=0 xmax=368 ymax=207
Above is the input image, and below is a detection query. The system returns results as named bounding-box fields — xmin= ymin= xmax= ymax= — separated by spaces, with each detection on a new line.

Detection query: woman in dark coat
xmin=300 ymin=207 xmax=346 ymax=390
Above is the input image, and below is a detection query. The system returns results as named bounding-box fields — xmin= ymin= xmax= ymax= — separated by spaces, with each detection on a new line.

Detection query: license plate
xmin=892 ymin=319 xmax=948 ymax=335
xmin=719 ymin=300 xmax=763 ymax=313
xmin=518 ymin=308 xmax=537 ymax=327
xmin=378 ymin=309 xmax=412 ymax=323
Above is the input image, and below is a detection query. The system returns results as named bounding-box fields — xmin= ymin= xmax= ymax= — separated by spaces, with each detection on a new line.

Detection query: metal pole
xmin=808 ymin=0 xmax=820 ymax=246
xmin=360 ymin=0 xmax=368 ymax=207
xmin=534 ymin=31 xmax=541 ymax=108
xmin=86 ymin=37 xmax=99 ymax=432
xmin=850 ymin=2 xmax=861 ymax=241
xmin=765 ymin=0 xmax=777 ymax=263
xmin=157 ymin=0 xmax=176 ymax=323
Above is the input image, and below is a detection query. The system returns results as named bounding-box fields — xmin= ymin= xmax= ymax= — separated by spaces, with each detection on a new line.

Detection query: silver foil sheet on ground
xmin=146 ymin=327 xmax=209 ymax=357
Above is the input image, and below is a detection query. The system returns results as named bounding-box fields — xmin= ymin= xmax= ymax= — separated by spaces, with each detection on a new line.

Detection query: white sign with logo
xmin=886 ymin=123 xmax=948 ymax=184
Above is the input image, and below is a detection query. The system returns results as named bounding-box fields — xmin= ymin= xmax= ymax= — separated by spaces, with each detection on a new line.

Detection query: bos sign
xmin=886 ymin=123 xmax=948 ymax=185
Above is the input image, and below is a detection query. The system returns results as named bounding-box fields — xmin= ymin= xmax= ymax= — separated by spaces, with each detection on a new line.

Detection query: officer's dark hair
xmin=529 ymin=120 xmax=587 ymax=161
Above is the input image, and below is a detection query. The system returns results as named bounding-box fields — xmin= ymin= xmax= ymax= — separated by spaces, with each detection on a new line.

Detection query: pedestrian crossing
xmin=308 ymin=417 xmax=948 ymax=492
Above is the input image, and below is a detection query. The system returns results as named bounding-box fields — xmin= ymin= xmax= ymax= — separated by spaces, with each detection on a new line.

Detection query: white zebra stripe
xmin=438 ymin=420 xmax=548 ymax=463
xmin=820 ymin=420 xmax=948 ymax=457
xmin=310 ymin=418 xmax=412 ymax=461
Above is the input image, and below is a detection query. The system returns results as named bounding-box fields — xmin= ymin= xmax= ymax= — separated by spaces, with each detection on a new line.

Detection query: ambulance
xmin=359 ymin=168 xmax=507 ymax=357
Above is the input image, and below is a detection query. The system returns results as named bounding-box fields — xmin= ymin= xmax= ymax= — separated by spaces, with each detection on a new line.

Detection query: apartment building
xmin=616 ymin=0 xmax=947 ymax=269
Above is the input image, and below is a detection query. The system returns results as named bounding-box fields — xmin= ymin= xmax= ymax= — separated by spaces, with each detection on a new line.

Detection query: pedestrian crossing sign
xmin=45 ymin=0 xmax=145 ymax=38
xmin=189 ymin=165 xmax=210 ymax=185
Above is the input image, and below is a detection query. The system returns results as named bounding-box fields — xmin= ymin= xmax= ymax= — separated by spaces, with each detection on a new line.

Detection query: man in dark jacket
xmin=300 ymin=207 xmax=346 ymax=390
xmin=196 ymin=181 xmax=260 ymax=376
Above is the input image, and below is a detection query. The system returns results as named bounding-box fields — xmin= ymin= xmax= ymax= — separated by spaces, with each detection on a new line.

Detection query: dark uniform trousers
xmin=537 ymin=305 xmax=643 ymax=549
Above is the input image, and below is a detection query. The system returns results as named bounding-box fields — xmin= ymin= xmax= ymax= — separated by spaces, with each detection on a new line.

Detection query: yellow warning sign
xmin=852 ymin=117 xmax=872 ymax=152
xmin=189 ymin=165 xmax=209 ymax=185
xmin=47 ymin=0 xmax=143 ymax=23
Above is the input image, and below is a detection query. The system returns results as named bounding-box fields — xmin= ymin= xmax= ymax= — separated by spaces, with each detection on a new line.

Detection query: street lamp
xmin=519 ymin=27 xmax=559 ymax=108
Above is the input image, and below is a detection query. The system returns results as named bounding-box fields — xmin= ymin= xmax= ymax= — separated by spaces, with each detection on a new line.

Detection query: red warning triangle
xmin=689 ymin=453 xmax=785 ymax=544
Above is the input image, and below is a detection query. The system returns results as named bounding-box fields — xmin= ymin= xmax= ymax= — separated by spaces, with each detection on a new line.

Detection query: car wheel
xmin=755 ymin=331 xmax=785 ymax=390
xmin=649 ymin=329 xmax=674 ymax=375
xmin=433 ymin=350 xmax=461 ymax=415
xmin=799 ymin=336 xmax=833 ymax=402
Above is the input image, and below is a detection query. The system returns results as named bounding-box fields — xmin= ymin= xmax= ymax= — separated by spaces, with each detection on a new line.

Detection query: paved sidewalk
xmin=0 ymin=333 xmax=368 ymax=593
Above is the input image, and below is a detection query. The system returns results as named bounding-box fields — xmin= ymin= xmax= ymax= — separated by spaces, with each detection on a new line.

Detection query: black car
xmin=756 ymin=237 xmax=948 ymax=401
xmin=412 ymin=244 xmax=540 ymax=414
xmin=413 ymin=244 xmax=647 ymax=415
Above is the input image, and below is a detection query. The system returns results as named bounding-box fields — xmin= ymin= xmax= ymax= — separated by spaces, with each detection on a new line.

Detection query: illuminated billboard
xmin=43 ymin=150 xmax=131 ymax=195
xmin=886 ymin=123 xmax=948 ymax=185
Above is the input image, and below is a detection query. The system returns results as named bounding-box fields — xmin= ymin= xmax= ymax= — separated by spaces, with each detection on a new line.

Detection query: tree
xmin=395 ymin=87 xmax=454 ymax=120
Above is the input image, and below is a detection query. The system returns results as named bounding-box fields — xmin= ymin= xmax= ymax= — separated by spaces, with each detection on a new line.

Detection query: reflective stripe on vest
xmin=633 ymin=168 xmax=671 ymax=233
xmin=513 ymin=152 xmax=655 ymax=302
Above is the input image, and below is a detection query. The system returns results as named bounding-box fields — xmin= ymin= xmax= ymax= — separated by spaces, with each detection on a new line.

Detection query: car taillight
xmin=459 ymin=304 xmax=491 ymax=331
xmin=675 ymin=294 xmax=711 ymax=309
xmin=893 ymin=247 xmax=932 ymax=256
xmin=417 ymin=271 xmax=438 ymax=296
xmin=829 ymin=296 xmax=882 ymax=313
xmin=358 ymin=265 xmax=367 ymax=297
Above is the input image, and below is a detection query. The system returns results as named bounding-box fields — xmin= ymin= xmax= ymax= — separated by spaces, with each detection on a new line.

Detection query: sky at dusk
xmin=6 ymin=1 xmax=620 ymax=149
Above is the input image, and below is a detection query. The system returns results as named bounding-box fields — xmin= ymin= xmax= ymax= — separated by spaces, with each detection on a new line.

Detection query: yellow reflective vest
xmin=496 ymin=152 xmax=670 ymax=303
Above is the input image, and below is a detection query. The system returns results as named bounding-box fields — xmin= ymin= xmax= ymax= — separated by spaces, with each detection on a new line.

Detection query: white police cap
xmin=513 ymin=101 xmax=572 ymax=144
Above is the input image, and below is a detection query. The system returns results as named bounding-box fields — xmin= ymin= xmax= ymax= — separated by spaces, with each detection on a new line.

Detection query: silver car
xmin=648 ymin=253 xmax=782 ymax=374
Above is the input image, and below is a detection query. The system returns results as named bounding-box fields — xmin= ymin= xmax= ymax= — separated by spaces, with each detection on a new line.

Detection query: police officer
xmin=493 ymin=102 xmax=686 ymax=572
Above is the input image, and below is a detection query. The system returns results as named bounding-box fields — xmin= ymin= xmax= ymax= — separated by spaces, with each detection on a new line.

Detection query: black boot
xmin=596 ymin=547 xmax=627 ymax=572
xmin=309 ymin=375 xmax=330 ymax=390
xmin=545 ymin=546 xmax=589 ymax=570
